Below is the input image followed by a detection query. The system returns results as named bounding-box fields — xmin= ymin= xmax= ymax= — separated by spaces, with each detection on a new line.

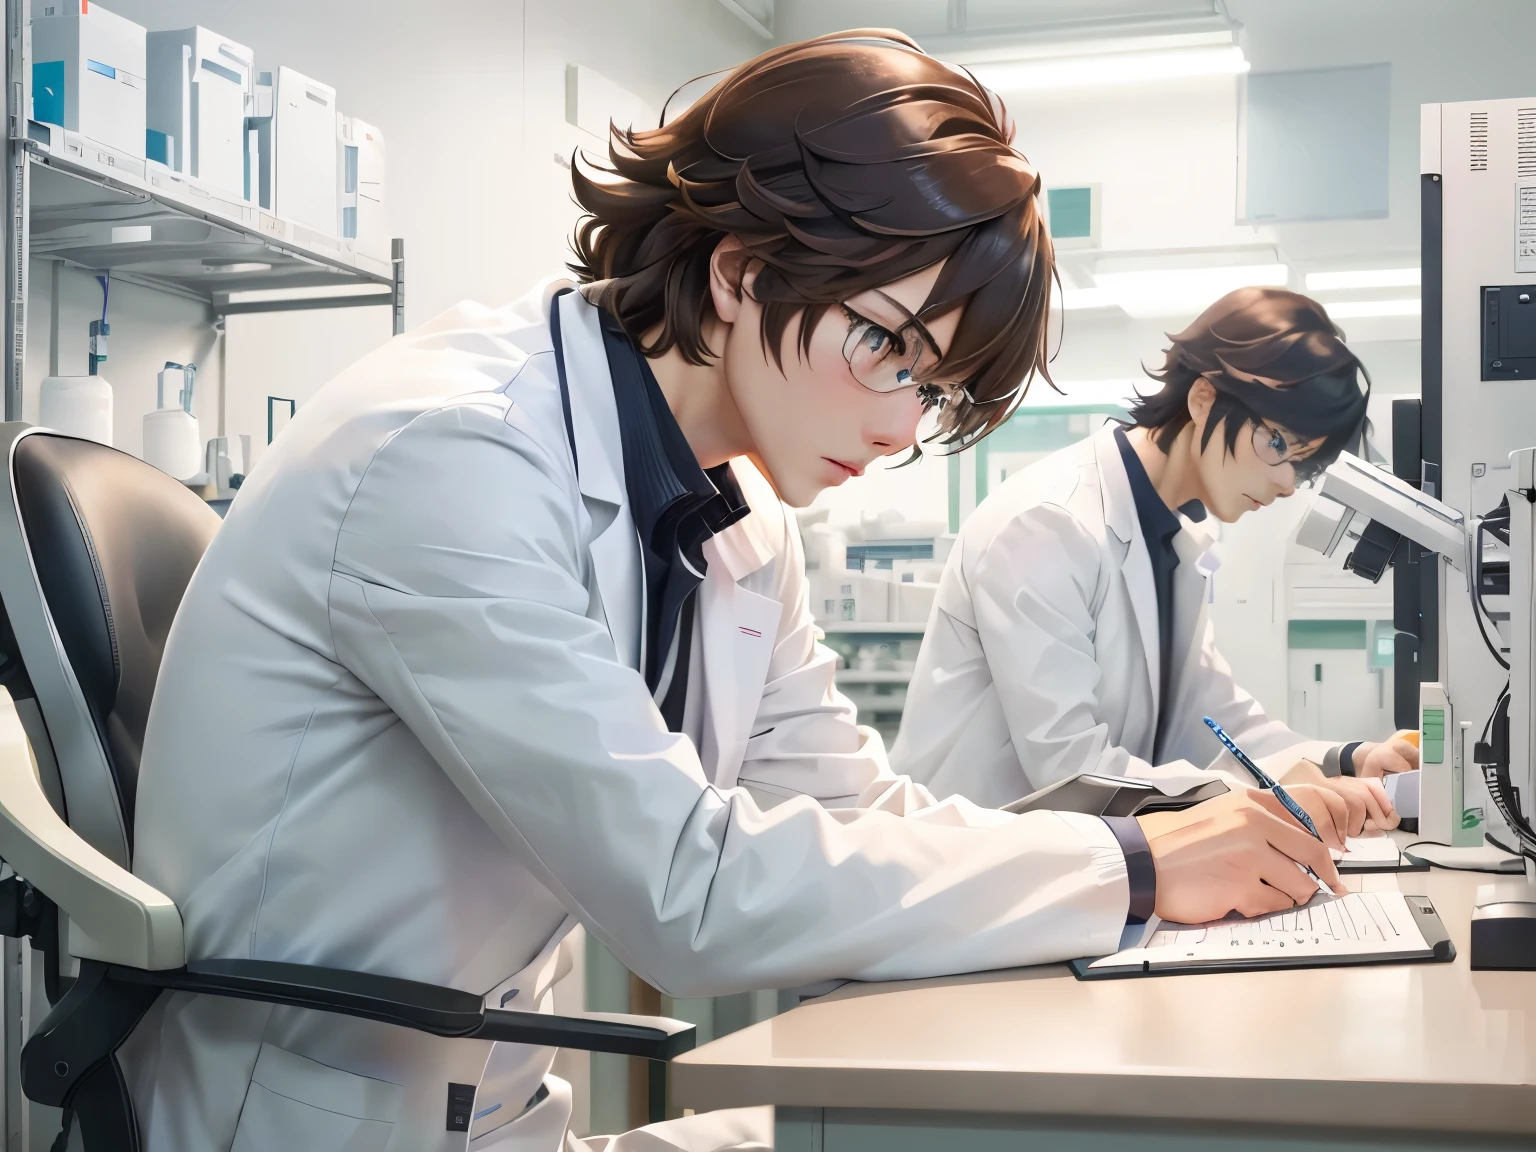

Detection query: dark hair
xmin=1126 ymin=286 xmax=1371 ymax=482
xmin=568 ymin=29 xmax=1055 ymax=446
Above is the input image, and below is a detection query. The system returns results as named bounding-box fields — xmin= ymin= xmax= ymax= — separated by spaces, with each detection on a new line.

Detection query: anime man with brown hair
xmin=896 ymin=286 xmax=1417 ymax=816
xmin=127 ymin=34 xmax=1347 ymax=1152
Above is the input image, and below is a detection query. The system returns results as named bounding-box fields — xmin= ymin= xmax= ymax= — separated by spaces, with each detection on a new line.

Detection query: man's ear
xmin=709 ymin=235 xmax=755 ymax=325
xmin=1188 ymin=375 xmax=1217 ymax=431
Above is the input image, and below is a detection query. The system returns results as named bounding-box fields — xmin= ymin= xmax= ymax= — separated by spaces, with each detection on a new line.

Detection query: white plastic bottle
xmin=39 ymin=375 xmax=113 ymax=446
xmin=142 ymin=362 xmax=201 ymax=481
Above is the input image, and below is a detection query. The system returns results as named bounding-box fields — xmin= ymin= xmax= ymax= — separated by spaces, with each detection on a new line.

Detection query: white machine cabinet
xmin=146 ymin=26 xmax=253 ymax=198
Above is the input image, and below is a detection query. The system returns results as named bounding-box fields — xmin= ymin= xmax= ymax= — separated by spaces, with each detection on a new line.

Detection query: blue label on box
xmin=32 ymin=60 xmax=64 ymax=125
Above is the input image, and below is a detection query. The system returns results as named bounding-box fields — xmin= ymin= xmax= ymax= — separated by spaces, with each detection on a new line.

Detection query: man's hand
xmin=1135 ymin=788 xmax=1345 ymax=925
xmin=1318 ymin=776 xmax=1397 ymax=834
xmin=1352 ymin=733 xmax=1419 ymax=779
xmin=1277 ymin=760 xmax=1398 ymax=835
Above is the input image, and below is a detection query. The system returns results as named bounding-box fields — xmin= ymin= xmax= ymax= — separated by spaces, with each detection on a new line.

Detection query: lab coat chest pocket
xmin=699 ymin=574 xmax=782 ymax=790
xmin=231 ymin=1043 xmax=404 ymax=1152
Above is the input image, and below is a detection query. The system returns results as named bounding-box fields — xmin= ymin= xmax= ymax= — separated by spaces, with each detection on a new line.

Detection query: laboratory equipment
xmin=203 ymin=433 xmax=250 ymax=498
xmin=29 ymin=0 xmax=146 ymax=158
xmin=1296 ymin=452 xmax=1485 ymax=847
xmin=1300 ymin=440 xmax=1536 ymax=967
xmin=146 ymin=27 xmax=254 ymax=198
xmin=337 ymin=114 xmax=387 ymax=259
xmin=142 ymin=362 xmax=201 ymax=482
xmin=244 ymin=69 xmax=272 ymax=206
xmin=1467 ymin=444 xmax=1536 ymax=967
xmin=245 ymin=68 xmax=339 ymax=231
xmin=1296 ymin=453 xmax=1468 ymax=578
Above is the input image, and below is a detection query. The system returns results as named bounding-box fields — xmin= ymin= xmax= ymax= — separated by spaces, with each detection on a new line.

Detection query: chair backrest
xmin=0 ymin=424 xmax=220 ymax=869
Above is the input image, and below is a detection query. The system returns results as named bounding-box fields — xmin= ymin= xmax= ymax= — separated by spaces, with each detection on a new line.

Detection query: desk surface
xmin=672 ymin=863 xmax=1536 ymax=1137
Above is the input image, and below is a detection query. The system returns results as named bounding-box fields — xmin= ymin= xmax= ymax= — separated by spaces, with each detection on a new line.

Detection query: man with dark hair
xmin=895 ymin=286 xmax=1418 ymax=818
xmin=127 ymin=41 xmax=1350 ymax=1152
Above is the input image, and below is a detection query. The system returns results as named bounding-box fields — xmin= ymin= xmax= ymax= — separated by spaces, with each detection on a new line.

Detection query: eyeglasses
xmin=839 ymin=304 xmax=962 ymax=410
xmin=1252 ymin=421 xmax=1323 ymax=477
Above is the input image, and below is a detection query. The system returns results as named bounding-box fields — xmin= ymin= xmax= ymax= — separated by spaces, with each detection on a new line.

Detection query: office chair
xmin=0 ymin=424 xmax=693 ymax=1150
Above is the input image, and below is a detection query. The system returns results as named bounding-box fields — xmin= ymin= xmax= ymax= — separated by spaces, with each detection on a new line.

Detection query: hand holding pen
xmin=1203 ymin=717 xmax=1350 ymax=895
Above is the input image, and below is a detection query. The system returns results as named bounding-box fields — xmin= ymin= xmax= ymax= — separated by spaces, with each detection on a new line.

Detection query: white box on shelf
xmin=336 ymin=114 xmax=387 ymax=261
xmin=811 ymin=570 xmax=891 ymax=624
xmin=273 ymin=67 xmax=338 ymax=233
xmin=893 ymin=580 xmax=938 ymax=625
xmin=247 ymin=67 xmax=338 ymax=233
xmin=31 ymin=0 xmax=146 ymax=158
xmin=146 ymin=27 xmax=253 ymax=199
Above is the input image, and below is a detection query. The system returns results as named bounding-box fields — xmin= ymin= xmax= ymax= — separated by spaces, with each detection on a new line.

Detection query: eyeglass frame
xmin=1250 ymin=418 xmax=1326 ymax=478
xmin=837 ymin=301 xmax=965 ymax=409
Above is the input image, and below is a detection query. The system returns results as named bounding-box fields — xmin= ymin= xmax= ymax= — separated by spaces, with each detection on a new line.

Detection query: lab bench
xmin=672 ymin=856 xmax=1536 ymax=1150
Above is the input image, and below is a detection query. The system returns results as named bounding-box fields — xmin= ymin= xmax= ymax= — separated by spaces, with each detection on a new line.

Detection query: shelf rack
xmin=3 ymin=0 xmax=404 ymax=420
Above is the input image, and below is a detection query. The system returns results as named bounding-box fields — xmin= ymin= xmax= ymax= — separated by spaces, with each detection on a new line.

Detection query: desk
xmin=671 ymin=866 xmax=1536 ymax=1151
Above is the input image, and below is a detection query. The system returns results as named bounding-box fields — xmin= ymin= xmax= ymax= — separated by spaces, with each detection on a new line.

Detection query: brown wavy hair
xmin=568 ymin=29 xmax=1054 ymax=447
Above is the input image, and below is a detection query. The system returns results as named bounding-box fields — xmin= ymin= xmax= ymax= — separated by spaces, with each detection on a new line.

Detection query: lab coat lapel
xmin=698 ymin=462 xmax=782 ymax=789
xmin=1094 ymin=429 xmax=1161 ymax=720
xmin=555 ymin=290 xmax=642 ymax=672
xmin=1168 ymin=523 xmax=1220 ymax=719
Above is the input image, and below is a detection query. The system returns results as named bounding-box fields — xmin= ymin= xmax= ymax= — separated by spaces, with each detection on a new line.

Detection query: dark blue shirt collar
xmin=598 ymin=311 xmax=749 ymax=696
xmin=1114 ymin=426 xmax=1182 ymax=550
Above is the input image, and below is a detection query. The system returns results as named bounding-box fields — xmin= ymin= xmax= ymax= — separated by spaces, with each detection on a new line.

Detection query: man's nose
xmin=866 ymin=390 xmax=925 ymax=454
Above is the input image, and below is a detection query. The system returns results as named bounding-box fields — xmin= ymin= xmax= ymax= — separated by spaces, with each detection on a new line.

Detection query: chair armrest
xmin=109 ymin=958 xmax=696 ymax=1059
xmin=474 ymin=1008 xmax=696 ymax=1060
xmin=0 ymin=690 xmax=183 ymax=969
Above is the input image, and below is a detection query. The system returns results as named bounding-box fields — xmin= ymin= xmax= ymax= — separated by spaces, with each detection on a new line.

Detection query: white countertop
xmin=672 ymin=862 xmax=1536 ymax=1137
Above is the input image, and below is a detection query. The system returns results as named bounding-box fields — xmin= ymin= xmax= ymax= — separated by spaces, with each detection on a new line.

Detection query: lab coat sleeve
xmin=326 ymin=404 xmax=1130 ymax=997
xmin=733 ymin=498 xmax=978 ymax=820
xmin=967 ymin=502 xmax=1166 ymax=792
xmin=1172 ymin=612 xmax=1335 ymax=780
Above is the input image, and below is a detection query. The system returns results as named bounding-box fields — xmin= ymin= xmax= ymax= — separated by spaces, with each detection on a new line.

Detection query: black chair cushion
xmin=12 ymin=434 xmax=220 ymax=843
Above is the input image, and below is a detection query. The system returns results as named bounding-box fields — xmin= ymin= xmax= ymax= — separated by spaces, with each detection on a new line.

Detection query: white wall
xmin=66 ymin=0 xmax=761 ymax=467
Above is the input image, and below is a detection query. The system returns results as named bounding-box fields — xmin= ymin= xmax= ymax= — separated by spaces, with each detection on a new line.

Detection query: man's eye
xmin=861 ymin=325 xmax=895 ymax=355
xmin=1269 ymin=432 xmax=1287 ymax=454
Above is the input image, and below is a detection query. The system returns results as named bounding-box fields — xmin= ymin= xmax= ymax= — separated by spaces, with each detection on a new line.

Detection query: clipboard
xmin=1069 ymin=892 xmax=1454 ymax=980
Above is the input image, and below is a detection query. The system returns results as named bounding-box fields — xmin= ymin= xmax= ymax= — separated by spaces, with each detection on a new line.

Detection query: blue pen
xmin=1203 ymin=717 xmax=1333 ymax=895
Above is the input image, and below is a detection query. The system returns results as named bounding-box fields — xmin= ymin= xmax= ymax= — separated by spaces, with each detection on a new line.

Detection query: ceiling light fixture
xmin=1323 ymin=298 xmax=1422 ymax=319
xmin=1091 ymin=263 xmax=1290 ymax=319
xmin=1052 ymin=286 xmax=1115 ymax=310
xmin=968 ymin=43 xmax=1248 ymax=93
xmin=1305 ymin=268 xmax=1421 ymax=291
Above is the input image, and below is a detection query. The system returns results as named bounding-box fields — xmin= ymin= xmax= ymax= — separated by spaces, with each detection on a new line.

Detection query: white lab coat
xmin=892 ymin=426 xmax=1331 ymax=810
xmin=123 ymin=283 xmax=1134 ymax=1152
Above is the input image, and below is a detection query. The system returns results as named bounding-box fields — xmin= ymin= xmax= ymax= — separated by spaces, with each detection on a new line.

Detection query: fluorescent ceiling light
xmin=1091 ymin=263 xmax=1289 ymax=319
xmin=1052 ymin=286 xmax=1114 ymax=310
xmin=1324 ymin=298 xmax=1422 ymax=319
xmin=1306 ymin=268 xmax=1421 ymax=291
xmin=970 ymin=44 xmax=1248 ymax=93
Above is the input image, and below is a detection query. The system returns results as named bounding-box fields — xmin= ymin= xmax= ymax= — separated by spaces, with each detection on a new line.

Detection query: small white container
xmin=143 ymin=407 xmax=200 ymax=481
xmin=143 ymin=361 xmax=201 ymax=481
xmin=39 ymin=374 xmax=112 ymax=445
